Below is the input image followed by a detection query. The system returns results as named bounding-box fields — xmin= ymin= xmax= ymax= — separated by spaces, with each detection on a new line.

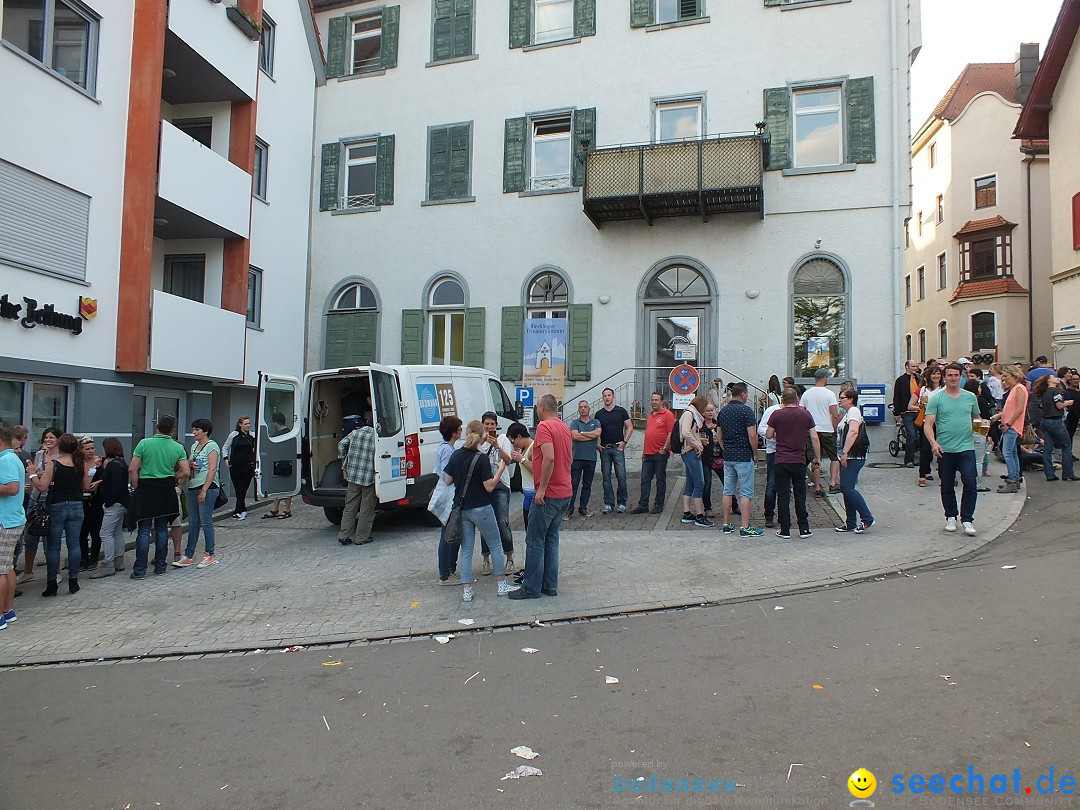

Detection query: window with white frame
xmin=350 ymin=13 xmax=382 ymax=74
xmin=0 ymin=377 xmax=69 ymax=434
xmin=793 ymin=86 xmax=842 ymax=168
xmin=971 ymin=312 xmax=996 ymax=350
xmin=937 ymin=252 xmax=947 ymax=289
xmin=428 ymin=277 xmax=466 ymax=365
xmin=917 ymin=266 xmax=925 ymax=300
xmin=975 ymin=175 xmax=997 ymax=209
xmin=253 ymin=138 xmax=269 ymax=201
xmin=343 ymin=140 xmax=377 ymax=208
xmin=332 ymin=282 xmax=378 ymax=311
xmin=918 ymin=329 xmax=926 ymax=362
xmin=792 ymin=256 xmax=848 ymax=379
xmin=527 ymin=270 xmax=569 ymax=319
xmin=657 ymin=0 xmax=703 ymax=23
xmin=530 ymin=115 xmax=572 ymax=190
xmin=654 ymin=98 xmax=702 ymax=142
xmin=905 ymin=334 xmax=912 ymax=361
xmin=905 ymin=275 xmax=911 ymax=307
xmin=929 ymin=142 xmax=937 ymax=168
xmin=247 ymin=267 xmax=263 ymax=328
xmin=533 ymin=0 xmax=573 ymax=44
xmin=938 ymin=321 xmax=948 ymax=358
xmin=936 ymin=194 xmax=944 ymax=224
xmin=259 ymin=11 xmax=276 ymax=76
xmin=2 ymin=0 xmax=99 ymax=93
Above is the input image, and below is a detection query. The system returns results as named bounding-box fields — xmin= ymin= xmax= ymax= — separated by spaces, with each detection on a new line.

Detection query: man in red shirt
xmin=510 ymin=394 xmax=572 ymax=599
xmin=629 ymin=391 xmax=674 ymax=514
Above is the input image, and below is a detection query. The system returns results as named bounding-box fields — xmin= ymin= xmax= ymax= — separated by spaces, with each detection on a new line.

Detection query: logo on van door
xmin=416 ymin=383 xmax=458 ymax=426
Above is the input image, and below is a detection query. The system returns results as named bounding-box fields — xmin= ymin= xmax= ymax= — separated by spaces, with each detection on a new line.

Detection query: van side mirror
xmin=514 ymin=401 xmax=524 ymax=420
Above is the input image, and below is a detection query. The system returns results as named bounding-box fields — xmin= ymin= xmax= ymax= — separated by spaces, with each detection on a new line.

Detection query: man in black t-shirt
xmin=594 ymin=388 xmax=633 ymax=513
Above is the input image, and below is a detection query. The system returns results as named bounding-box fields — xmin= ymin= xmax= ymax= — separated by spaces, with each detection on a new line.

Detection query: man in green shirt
xmin=128 ymin=415 xmax=189 ymax=578
xmin=924 ymin=363 xmax=981 ymax=537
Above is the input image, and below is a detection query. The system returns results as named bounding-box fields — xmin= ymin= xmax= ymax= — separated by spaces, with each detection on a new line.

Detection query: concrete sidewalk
xmin=0 ymin=447 xmax=1025 ymax=666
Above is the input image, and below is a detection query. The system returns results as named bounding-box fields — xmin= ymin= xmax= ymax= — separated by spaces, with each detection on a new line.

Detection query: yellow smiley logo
xmin=848 ymin=768 xmax=877 ymax=798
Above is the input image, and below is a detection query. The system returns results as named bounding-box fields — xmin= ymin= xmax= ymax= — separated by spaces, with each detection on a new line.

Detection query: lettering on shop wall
xmin=0 ymin=294 xmax=84 ymax=335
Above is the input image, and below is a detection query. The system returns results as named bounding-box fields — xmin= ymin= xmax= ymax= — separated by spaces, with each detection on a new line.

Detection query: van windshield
xmin=372 ymin=369 xmax=401 ymax=437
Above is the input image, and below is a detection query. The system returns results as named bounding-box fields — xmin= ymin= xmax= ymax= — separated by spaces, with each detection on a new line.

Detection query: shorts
xmin=723 ymin=461 xmax=755 ymax=500
xmin=0 ymin=525 xmax=22 ymax=575
xmin=817 ymin=431 xmax=838 ymax=461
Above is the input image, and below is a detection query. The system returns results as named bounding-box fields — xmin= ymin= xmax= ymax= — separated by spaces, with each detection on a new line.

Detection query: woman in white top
xmin=678 ymin=396 xmax=713 ymax=527
xmin=834 ymin=390 xmax=874 ymax=533
xmin=909 ymin=366 xmax=943 ymax=487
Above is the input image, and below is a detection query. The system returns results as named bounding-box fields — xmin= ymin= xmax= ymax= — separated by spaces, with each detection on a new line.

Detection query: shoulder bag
xmin=27 ymin=473 xmax=53 ymax=537
xmin=841 ymin=417 xmax=871 ymax=459
xmin=444 ymin=454 xmax=480 ymax=547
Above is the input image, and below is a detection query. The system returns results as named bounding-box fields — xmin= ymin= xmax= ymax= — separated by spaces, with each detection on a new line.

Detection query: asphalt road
xmin=2 ymin=479 xmax=1077 ymax=810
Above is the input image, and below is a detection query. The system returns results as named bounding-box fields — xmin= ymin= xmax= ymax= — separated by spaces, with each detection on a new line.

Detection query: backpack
xmin=670 ymin=414 xmax=684 ymax=455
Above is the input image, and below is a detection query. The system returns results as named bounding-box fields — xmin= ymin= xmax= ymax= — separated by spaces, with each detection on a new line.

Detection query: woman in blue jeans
xmin=678 ymin=396 xmax=713 ymax=527
xmin=174 ymin=418 xmax=221 ymax=569
xmin=443 ymin=420 xmax=518 ymax=602
xmin=434 ymin=415 xmax=463 ymax=584
xmin=834 ymin=390 xmax=874 ymax=533
xmin=27 ymin=433 xmax=92 ymax=596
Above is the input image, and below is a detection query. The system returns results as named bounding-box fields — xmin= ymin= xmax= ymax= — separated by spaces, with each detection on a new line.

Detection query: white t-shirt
xmin=800 ymin=385 xmax=838 ymax=433
xmin=758 ymin=403 xmax=782 ymax=454
xmin=838 ymin=405 xmax=864 ymax=451
xmin=986 ymin=375 xmax=1003 ymax=401
xmin=480 ymin=434 xmax=515 ymax=489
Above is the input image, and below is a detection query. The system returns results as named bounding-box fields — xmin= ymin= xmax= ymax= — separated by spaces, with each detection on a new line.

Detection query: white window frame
xmin=529 ymin=114 xmax=573 ymax=191
xmin=938 ymin=320 xmax=948 ymax=358
xmin=971 ymin=311 xmax=997 ymax=352
xmin=937 ymin=252 xmax=947 ymax=290
xmin=247 ymin=266 xmax=263 ymax=328
xmin=533 ymin=0 xmax=574 ymax=44
xmin=936 ymin=194 xmax=944 ymax=224
xmin=331 ymin=282 xmax=379 ymax=312
xmin=259 ymin=11 xmax=276 ymax=76
xmin=918 ymin=329 xmax=926 ymax=362
xmin=928 ymin=142 xmax=937 ymax=168
xmin=653 ymin=97 xmax=704 ymax=143
xmin=526 ymin=270 xmax=570 ymax=320
xmin=350 ymin=12 xmax=383 ymax=75
xmin=0 ymin=375 xmax=72 ymax=434
xmin=905 ymin=334 xmax=912 ymax=361
xmin=427 ymin=277 xmax=467 ymax=366
xmin=792 ymin=84 xmax=843 ymax=169
xmin=253 ymin=137 xmax=269 ymax=201
xmin=904 ymin=275 xmax=911 ymax=307
xmin=656 ymin=0 xmax=702 ymax=24
xmin=342 ymin=138 xmax=378 ymax=209
xmin=1 ymin=0 xmax=100 ymax=95
xmin=974 ymin=174 xmax=998 ymax=210
xmin=917 ymin=265 xmax=925 ymax=300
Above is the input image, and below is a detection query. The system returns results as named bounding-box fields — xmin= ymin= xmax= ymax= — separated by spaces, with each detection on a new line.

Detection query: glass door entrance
xmin=645 ymin=308 xmax=704 ymax=403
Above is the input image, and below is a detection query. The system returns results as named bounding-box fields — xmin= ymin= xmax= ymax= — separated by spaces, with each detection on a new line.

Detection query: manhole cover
xmin=868 ymin=462 xmax=904 ymax=469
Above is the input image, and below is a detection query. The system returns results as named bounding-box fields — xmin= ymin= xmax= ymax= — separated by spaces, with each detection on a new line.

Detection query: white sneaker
xmin=237 ymin=512 xmax=247 ymax=520
xmin=962 ymin=522 xmax=976 ymax=536
xmin=497 ymin=579 xmax=520 ymax=596
xmin=462 ymin=585 xmax=474 ymax=602
xmin=944 ymin=517 xmax=957 ymax=533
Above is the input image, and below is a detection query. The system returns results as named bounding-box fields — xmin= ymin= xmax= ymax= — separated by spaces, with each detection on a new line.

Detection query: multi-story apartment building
xmin=905 ymin=54 xmax=1051 ymax=368
xmin=0 ymin=0 xmax=322 ymax=448
xmin=308 ymin=0 xmax=921 ymax=404
xmin=1015 ymin=0 xmax=1080 ymax=368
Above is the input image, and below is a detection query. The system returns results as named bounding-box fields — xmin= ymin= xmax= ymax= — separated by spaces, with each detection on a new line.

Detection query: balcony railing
xmin=582 ymin=133 xmax=766 ymax=228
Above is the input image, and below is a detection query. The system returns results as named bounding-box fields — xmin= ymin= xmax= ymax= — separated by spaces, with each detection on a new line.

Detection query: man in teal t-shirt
xmin=925 ymin=363 xmax=981 ymax=536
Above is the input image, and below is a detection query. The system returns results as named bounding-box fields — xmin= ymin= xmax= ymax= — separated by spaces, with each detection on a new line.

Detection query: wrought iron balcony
xmin=582 ymin=133 xmax=767 ymax=228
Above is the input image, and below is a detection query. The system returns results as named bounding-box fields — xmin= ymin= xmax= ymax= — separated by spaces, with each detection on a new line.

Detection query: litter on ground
xmin=502 ymin=765 xmax=543 ymax=780
xmin=606 ymin=676 xmax=619 ymax=684
xmin=511 ymin=745 xmax=540 ymax=760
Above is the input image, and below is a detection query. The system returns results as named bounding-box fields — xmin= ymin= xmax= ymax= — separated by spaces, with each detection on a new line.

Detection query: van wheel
xmin=324 ymin=507 xmax=344 ymax=525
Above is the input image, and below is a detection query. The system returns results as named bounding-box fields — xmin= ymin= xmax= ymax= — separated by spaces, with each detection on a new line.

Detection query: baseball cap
xmin=956 ymin=357 xmax=972 ymax=365
xmin=813 ymin=368 xmax=830 ymax=380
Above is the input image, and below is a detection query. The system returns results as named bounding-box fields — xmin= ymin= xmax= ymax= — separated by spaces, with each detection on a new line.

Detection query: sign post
xmin=668 ymin=363 xmax=700 ymax=410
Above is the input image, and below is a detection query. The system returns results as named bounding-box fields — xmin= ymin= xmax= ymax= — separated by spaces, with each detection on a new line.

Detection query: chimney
xmin=1015 ymin=42 xmax=1039 ymax=104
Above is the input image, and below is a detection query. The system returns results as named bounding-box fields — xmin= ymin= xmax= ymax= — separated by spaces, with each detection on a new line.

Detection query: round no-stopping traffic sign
xmin=669 ymin=364 xmax=700 ymax=395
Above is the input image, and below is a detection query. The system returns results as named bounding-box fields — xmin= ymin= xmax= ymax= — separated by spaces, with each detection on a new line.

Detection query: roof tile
xmin=954 ymin=215 xmax=1017 ymax=237
xmin=932 ymin=64 xmax=1018 ymax=121
xmin=950 ymin=278 xmax=1029 ymax=302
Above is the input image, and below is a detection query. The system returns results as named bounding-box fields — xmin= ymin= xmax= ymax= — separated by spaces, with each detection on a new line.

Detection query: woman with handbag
xmin=174 ymin=419 xmax=222 ymax=569
xmin=222 ymin=416 xmax=256 ymax=520
xmin=910 ymin=367 xmax=942 ymax=487
xmin=834 ymin=390 xmax=874 ymax=533
xmin=699 ymin=404 xmax=719 ymax=517
xmin=442 ymin=420 xmax=519 ymax=602
xmin=26 ymin=433 xmax=91 ymax=596
xmin=18 ymin=426 xmax=61 ymax=584
xmin=89 ymin=438 xmax=130 ymax=578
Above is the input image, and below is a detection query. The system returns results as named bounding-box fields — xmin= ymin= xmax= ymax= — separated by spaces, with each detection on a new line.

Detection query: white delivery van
xmin=254 ymin=364 xmax=520 ymax=525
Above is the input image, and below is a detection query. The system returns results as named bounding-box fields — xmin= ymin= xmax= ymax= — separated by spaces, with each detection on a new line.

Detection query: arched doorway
xmin=638 ymin=259 xmax=716 ymax=395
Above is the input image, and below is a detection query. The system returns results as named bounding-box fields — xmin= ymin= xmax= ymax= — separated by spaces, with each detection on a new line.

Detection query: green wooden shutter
xmin=325 ymin=312 xmax=378 ymax=368
xmin=380 ymin=6 xmax=400 ymax=69
xmin=433 ymin=0 xmax=454 ymax=61
xmin=375 ymin=135 xmax=395 ymax=206
xmin=567 ymin=304 xmax=592 ymax=381
xmin=453 ymin=0 xmax=473 ymax=57
xmin=428 ymin=127 xmax=449 ymax=200
xmin=763 ymin=87 xmax=791 ymax=171
xmin=326 ymin=16 xmax=347 ymax=78
xmin=401 ymin=309 xmax=424 ymax=364
xmin=449 ymin=124 xmax=471 ymax=199
xmin=319 ymin=143 xmax=339 ymax=211
xmin=630 ymin=0 xmax=653 ymax=27
xmin=503 ymin=117 xmax=527 ymax=193
xmin=846 ymin=76 xmax=876 ymax=164
xmin=574 ymin=0 xmax=596 ymax=37
xmin=572 ymin=107 xmax=596 ymax=187
xmin=509 ymin=0 xmax=530 ymax=47
xmin=500 ymin=306 xmax=524 ymax=380
xmin=464 ymin=307 xmax=485 ymax=368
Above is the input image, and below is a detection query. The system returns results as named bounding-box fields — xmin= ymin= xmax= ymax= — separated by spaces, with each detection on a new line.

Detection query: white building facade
xmin=309 ymin=0 xmax=921 ymax=405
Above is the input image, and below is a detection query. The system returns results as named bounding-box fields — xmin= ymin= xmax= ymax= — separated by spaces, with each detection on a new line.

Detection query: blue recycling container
xmin=856 ymin=384 xmax=887 ymax=424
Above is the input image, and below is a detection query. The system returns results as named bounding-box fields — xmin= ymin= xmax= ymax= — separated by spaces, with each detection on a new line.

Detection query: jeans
xmin=99 ymin=503 xmax=127 ymax=564
xmin=184 ymin=486 xmax=218 ymax=558
xmin=972 ymin=433 xmax=989 ymax=474
xmin=460 ymin=504 xmax=505 ymax=585
xmin=637 ymin=454 xmax=668 ymax=510
xmin=135 ymin=516 xmax=171 ymax=576
xmin=701 ymin=456 xmax=713 ymax=511
xmin=1001 ymin=427 xmax=1021 ymax=482
xmin=521 ymin=495 xmax=569 ymax=595
xmin=568 ymin=459 xmax=596 ymax=513
xmin=775 ymin=462 xmax=809 ymax=534
xmin=937 ymin=450 xmax=978 ymax=523
xmin=47 ymin=500 xmax=83 ymax=583
xmin=763 ymin=454 xmax=776 ymax=520
xmin=839 ymin=458 xmax=873 ymax=529
xmin=600 ymin=447 xmax=627 ymax=508
xmin=1041 ymin=419 xmax=1074 ymax=479
xmin=919 ymin=430 xmax=934 ymax=478
xmin=522 ymin=491 xmax=534 ymax=530
xmin=480 ymin=485 xmax=514 ymax=557
xmin=437 ymin=524 xmax=460 ymax=580
xmin=229 ymin=464 xmax=254 ymax=515
xmin=902 ymin=412 xmax=918 ymax=465
xmin=681 ymin=450 xmax=704 ymax=498
xmin=722 ymin=461 xmax=755 ymax=500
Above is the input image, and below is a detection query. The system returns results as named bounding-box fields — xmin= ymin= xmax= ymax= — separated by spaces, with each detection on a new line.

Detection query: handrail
xmin=590 ymin=131 xmax=763 ymax=151
xmin=565 ymin=367 xmax=769 ymax=416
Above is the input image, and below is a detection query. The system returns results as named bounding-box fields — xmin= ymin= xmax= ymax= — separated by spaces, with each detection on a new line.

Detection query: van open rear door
xmin=369 ymin=363 xmax=408 ymax=502
xmin=255 ymin=372 xmax=302 ymax=499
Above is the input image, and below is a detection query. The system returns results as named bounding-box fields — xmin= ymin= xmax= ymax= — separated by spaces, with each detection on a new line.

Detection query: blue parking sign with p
xmin=516 ymin=387 xmax=534 ymax=407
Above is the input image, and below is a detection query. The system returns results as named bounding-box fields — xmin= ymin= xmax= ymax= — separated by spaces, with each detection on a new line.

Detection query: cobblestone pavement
xmin=1 ymin=450 xmax=1024 ymax=666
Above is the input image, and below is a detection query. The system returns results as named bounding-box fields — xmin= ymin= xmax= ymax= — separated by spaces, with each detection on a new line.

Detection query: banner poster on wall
xmin=523 ymin=318 xmax=567 ymax=403
xmin=806 ymin=336 xmax=831 ymax=369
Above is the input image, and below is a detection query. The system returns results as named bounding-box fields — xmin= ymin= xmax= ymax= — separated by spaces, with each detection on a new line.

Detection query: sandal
xmin=278 ymin=511 xmax=292 ymax=519
xmin=262 ymin=511 xmax=280 ymax=519
xmin=918 ymin=478 xmax=926 ymax=487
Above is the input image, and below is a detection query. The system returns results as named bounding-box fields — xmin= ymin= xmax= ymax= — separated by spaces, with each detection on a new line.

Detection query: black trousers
xmin=80 ymin=499 xmax=104 ymax=564
xmin=774 ymin=462 xmax=809 ymax=535
xmin=230 ymin=464 xmax=255 ymax=514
